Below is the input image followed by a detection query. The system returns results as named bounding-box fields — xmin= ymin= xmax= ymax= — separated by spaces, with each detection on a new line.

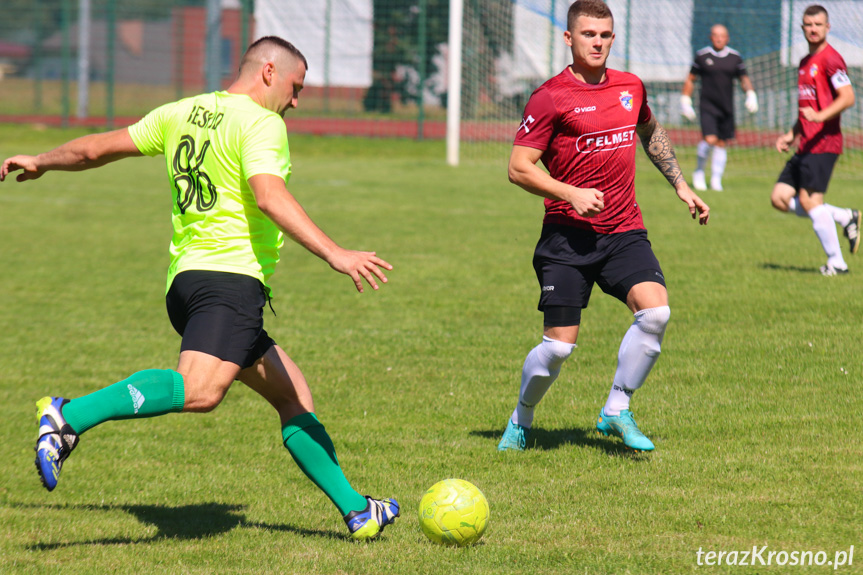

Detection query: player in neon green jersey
xmin=1 ymin=37 xmax=399 ymax=540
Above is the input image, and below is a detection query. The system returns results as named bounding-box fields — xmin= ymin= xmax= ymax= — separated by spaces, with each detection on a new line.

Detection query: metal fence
xmin=0 ymin=0 xmax=447 ymax=138
xmin=1 ymin=0 xmax=861 ymax=174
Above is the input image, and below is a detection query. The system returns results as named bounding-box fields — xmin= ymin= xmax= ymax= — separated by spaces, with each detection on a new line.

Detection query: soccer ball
xmin=418 ymin=478 xmax=489 ymax=546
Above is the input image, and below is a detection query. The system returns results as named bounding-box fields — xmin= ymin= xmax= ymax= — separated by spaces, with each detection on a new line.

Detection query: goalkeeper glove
xmin=745 ymin=90 xmax=758 ymax=113
xmin=680 ymin=95 xmax=696 ymax=121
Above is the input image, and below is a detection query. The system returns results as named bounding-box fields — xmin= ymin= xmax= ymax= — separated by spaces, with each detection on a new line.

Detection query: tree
xmin=364 ymin=0 xmax=449 ymax=112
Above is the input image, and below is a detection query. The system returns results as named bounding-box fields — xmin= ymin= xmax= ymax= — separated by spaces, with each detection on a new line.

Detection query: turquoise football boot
xmin=497 ymin=419 xmax=528 ymax=451
xmin=596 ymin=408 xmax=654 ymax=451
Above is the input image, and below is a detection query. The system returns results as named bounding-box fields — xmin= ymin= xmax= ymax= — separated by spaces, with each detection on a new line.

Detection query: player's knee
xmin=539 ymin=336 xmax=576 ymax=370
xmin=770 ymin=193 xmax=787 ymax=211
xmin=181 ymin=376 xmax=231 ymax=412
xmin=197 ymin=393 xmax=226 ymax=412
xmin=186 ymin=391 xmax=225 ymax=412
xmin=771 ymin=184 xmax=796 ymax=212
xmin=798 ymin=192 xmax=821 ymax=213
xmin=634 ymin=305 xmax=670 ymax=336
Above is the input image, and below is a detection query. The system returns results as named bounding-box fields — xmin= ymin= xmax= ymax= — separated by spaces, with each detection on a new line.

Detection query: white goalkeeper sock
xmin=512 ymin=336 xmax=575 ymax=428
xmin=711 ymin=146 xmax=727 ymax=180
xmin=696 ymin=140 xmax=711 ymax=173
xmin=603 ymin=306 xmax=670 ymax=416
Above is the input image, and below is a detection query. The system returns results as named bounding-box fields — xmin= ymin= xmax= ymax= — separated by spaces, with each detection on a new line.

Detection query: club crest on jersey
xmin=810 ymin=63 xmax=819 ymax=77
xmin=619 ymin=91 xmax=633 ymax=111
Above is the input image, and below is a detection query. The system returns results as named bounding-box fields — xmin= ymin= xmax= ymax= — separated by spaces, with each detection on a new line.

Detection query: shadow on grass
xmin=760 ymin=262 xmax=820 ymax=274
xmin=15 ymin=501 xmax=346 ymax=549
xmin=471 ymin=427 xmax=651 ymax=458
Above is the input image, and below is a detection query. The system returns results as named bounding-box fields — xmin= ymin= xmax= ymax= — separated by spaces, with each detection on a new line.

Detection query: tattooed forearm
xmin=637 ymin=117 xmax=684 ymax=187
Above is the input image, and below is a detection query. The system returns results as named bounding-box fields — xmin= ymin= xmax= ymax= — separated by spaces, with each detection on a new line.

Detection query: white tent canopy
xmin=255 ymin=0 xmax=374 ymax=88
xmin=511 ymin=0 xmax=693 ymax=84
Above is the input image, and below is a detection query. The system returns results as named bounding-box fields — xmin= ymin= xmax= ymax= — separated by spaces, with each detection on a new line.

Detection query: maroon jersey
xmin=514 ymin=68 xmax=652 ymax=234
xmin=797 ymin=44 xmax=851 ymax=155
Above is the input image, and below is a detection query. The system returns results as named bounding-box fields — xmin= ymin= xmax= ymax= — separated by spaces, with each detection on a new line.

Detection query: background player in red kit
xmin=497 ymin=0 xmax=709 ymax=452
xmin=770 ymin=4 xmax=859 ymax=275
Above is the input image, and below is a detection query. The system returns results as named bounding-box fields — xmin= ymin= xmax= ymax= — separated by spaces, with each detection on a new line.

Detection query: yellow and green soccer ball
xmin=418 ymin=478 xmax=489 ymax=546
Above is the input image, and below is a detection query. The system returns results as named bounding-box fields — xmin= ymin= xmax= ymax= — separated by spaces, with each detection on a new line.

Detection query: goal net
xmin=453 ymin=0 xmax=863 ymax=179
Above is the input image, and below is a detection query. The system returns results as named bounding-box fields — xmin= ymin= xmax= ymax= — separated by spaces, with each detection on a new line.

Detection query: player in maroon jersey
xmin=497 ymin=0 xmax=709 ymax=453
xmin=770 ymin=4 xmax=859 ymax=275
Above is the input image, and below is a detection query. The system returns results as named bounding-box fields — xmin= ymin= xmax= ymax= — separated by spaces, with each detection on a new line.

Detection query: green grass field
xmin=1 ymin=125 xmax=861 ymax=574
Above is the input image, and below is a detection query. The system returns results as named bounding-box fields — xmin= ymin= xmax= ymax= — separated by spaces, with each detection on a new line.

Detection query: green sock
xmin=282 ymin=413 xmax=367 ymax=517
xmin=63 ymin=369 xmax=185 ymax=434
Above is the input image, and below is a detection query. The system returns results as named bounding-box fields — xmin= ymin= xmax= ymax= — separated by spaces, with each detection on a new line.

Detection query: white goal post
xmin=447 ymin=0 xmax=463 ymax=166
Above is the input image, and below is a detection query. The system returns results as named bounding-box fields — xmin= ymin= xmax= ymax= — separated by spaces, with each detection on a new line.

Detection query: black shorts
xmin=533 ymin=225 xmax=666 ymax=315
xmin=166 ymin=270 xmax=275 ymax=369
xmin=700 ymin=107 xmax=735 ymax=141
xmin=777 ymin=152 xmax=838 ymax=194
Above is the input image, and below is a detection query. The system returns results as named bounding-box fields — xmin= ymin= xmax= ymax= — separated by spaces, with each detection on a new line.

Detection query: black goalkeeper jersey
xmin=690 ymin=46 xmax=747 ymax=116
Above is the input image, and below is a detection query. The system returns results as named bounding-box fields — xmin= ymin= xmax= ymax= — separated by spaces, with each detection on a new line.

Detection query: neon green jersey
xmin=128 ymin=91 xmax=290 ymax=295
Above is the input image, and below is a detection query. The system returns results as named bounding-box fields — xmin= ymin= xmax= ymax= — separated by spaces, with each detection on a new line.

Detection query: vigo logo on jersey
xmin=576 ymin=125 xmax=637 ymax=154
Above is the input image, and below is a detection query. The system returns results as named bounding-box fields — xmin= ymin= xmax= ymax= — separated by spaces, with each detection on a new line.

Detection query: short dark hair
xmin=242 ymin=36 xmax=308 ymax=71
xmin=803 ymin=4 xmax=829 ymax=21
xmin=567 ymin=0 xmax=614 ymax=31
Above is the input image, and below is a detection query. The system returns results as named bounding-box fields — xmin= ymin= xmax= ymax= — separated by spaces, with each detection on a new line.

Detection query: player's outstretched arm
xmin=636 ymin=116 xmax=709 ymax=225
xmin=248 ymin=173 xmax=392 ymax=293
xmin=508 ymin=145 xmax=604 ymax=217
xmin=0 ymin=129 xmax=142 ymax=183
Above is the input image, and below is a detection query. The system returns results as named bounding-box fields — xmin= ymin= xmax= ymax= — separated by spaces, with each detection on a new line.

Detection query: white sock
xmin=603 ymin=306 xmax=670 ymax=416
xmin=787 ymin=197 xmax=809 ymax=217
xmin=809 ymin=204 xmax=847 ymax=269
xmin=789 ymin=197 xmax=852 ymax=226
xmin=511 ymin=336 xmax=575 ymax=428
xmin=696 ymin=140 xmax=711 ymax=172
xmin=823 ymin=204 xmax=853 ymax=228
xmin=711 ymin=146 xmax=727 ymax=180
